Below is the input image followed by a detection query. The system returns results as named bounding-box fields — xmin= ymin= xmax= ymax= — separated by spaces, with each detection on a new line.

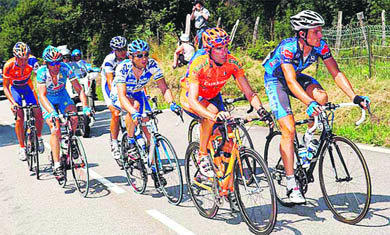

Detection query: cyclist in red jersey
xmin=180 ymin=28 xmax=271 ymax=178
xmin=2 ymin=42 xmax=45 ymax=161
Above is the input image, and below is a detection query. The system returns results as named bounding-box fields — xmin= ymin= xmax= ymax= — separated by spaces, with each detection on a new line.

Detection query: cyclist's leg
xmin=103 ymin=81 xmax=121 ymax=144
xmin=10 ymin=86 xmax=25 ymax=148
xmin=26 ymin=82 xmax=44 ymax=139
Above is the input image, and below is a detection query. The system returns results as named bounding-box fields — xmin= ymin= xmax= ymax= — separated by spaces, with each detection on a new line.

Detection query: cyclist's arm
xmin=156 ymin=78 xmax=174 ymax=104
xmin=37 ymin=84 xmax=55 ymax=114
xmin=70 ymin=79 xmax=88 ymax=108
xmin=187 ymin=81 xmax=216 ymax=120
xmin=235 ymin=75 xmax=263 ymax=110
xmin=106 ymin=72 xmax=114 ymax=90
xmin=117 ymin=83 xmax=138 ymax=114
xmin=2 ymin=78 xmax=17 ymax=106
xmin=281 ymin=63 xmax=315 ymax=106
xmin=323 ymin=57 xmax=356 ymax=100
xmin=173 ymin=45 xmax=184 ymax=67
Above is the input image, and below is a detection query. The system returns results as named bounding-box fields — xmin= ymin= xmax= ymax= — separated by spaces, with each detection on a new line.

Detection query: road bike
xmin=120 ymin=97 xmax=184 ymax=205
xmin=185 ymin=118 xmax=277 ymax=234
xmin=264 ymin=102 xmax=371 ymax=224
xmin=51 ymin=112 xmax=90 ymax=197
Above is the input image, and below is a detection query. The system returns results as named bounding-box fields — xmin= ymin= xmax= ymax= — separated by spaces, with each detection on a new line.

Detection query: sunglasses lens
xmin=135 ymin=52 xmax=149 ymax=58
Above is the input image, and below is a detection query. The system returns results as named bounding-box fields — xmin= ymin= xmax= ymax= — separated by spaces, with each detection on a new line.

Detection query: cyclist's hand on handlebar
xmin=306 ymin=101 xmax=323 ymax=117
xmin=82 ymin=106 xmax=92 ymax=116
xmin=170 ymin=102 xmax=182 ymax=115
xmin=50 ymin=110 xmax=59 ymax=119
xmin=256 ymin=107 xmax=274 ymax=127
xmin=131 ymin=112 xmax=142 ymax=122
xmin=11 ymin=103 xmax=19 ymax=112
xmin=214 ymin=111 xmax=231 ymax=122
xmin=353 ymin=95 xmax=370 ymax=110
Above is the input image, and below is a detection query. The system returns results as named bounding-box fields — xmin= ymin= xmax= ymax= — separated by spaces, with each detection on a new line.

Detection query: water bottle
xmin=298 ymin=145 xmax=310 ymax=168
xmin=307 ymin=139 xmax=319 ymax=160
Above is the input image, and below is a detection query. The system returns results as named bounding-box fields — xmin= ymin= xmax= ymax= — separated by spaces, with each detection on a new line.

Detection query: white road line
xmin=43 ymin=141 xmax=126 ymax=194
xmin=147 ymin=209 xmax=195 ymax=235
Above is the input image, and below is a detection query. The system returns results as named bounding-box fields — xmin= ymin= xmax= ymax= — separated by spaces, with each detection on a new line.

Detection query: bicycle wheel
xmin=185 ymin=142 xmax=219 ymax=218
xmin=154 ymin=135 xmax=183 ymax=205
xmin=264 ymin=131 xmax=294 ymax=207
xmin=25 ymin=127 xmax=39 ymax=179
xmin=237 ymin=123 xmax=254 ymax=149
xmin=188 ymin=119 xmax=200 ymax=143
xmin=70 ymin=136 xmax=90 ymax=197
xmin=319 ymin=136 xmax=371 ymax=224
xmin=234 ymin=147 xmax=277 ymax=235
xmin=121 ymin=134 xmax=147 ymax=194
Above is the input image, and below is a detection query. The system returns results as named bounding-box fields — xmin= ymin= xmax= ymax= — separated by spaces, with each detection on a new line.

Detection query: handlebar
xmin=307 ymin=102 xmax=366 ymax=134
xmin=13 ymin=104 xmax=40 ymax=120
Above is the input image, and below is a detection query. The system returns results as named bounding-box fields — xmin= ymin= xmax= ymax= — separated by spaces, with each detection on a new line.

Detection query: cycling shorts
xmin=101 ymin=77 xmax=113 ymax=107
xmin=112 ymin=90 xmax=151 ymax=114
xmin=181 ymin=91 xmax=225 ymax=120
xmin=10 ymin=85 xmax=38 ymax=106
xmin=264 ymin=73 xmax=322 ymax=120
xmin=40 ymin=90 xmax=74 ymax=120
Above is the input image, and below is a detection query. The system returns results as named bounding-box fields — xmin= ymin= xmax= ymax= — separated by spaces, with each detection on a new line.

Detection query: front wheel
xmin=234 ymin=147 xmax=277 ymax=234
xmin=25 ymin=127 xmax=39 ymax=179
xmin=319 ymin=136 xmax=371 ymax=224
xmin=154 ymin=135 xmax=183 ymax=205
xmin=70 ymin=136 xmax=90 ymax=197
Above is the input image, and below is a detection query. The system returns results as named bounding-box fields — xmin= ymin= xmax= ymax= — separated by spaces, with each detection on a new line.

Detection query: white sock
xmin=54 ymin=162 xmax=61 ymax=169
xmin=286 ymin=175 xmax=297 ymax=190
xmin=112 ymin=139 xmax=118 ymax=149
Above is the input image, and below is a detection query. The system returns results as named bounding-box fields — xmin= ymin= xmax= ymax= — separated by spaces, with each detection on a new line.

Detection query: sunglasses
xmin=133 ymin=52 xmax=149 ymax=58
xmin=48 ymin=61 xmax=61 ymax=66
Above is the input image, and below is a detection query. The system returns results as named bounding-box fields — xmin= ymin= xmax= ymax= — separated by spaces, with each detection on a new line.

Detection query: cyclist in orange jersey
xmin=3 ymin=42 xmax=45 ymax=161
xmin=180 ymin=28 xmax=272 ymax=179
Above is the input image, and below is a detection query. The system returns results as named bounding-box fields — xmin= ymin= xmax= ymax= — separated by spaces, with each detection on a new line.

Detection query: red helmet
xmin=202 ymin=27 xmax=231 ymax=49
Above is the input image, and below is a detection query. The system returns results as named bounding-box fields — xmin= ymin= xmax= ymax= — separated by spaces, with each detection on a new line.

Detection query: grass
xmin=95 ymin=42 xmax=390 ymax=148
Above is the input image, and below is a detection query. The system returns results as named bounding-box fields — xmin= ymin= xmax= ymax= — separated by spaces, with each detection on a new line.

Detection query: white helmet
xmin=290 ymin=10 xmax=325 ymax=31
xmin=180 ymin=34 xmax=190 ymax=42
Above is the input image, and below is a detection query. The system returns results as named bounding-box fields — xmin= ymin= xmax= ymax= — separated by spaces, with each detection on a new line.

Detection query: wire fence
xmin=321 ymin=25 xmax=390 ymax=79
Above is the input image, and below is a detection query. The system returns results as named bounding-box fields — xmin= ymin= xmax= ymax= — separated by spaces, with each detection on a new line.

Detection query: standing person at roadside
xmin=191 ymin=0 xmax=209 ymax=49
xmin=2 ymin=42 xmax=45 ymax=160
xmin=172 ymin=33 xmax=195 ymax=69
xmin=101 ymin=36 xmax=128 ymax=159
xmin=37 ymin=45 xmax=91 ymax=180
xmin=262 ymin=10 xmax=371 ymax=204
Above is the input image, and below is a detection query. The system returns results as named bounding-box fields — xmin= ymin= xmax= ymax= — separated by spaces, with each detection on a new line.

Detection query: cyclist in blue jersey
xmin=262 ymin=10 xmax=370 ymax=204
xmin=101 ymin=36 xmax=128 ymax=159
xmin=111 ymin=39 xmax=182 ymax=184
xmin=37 ymin=45 xmax=91 ymax=180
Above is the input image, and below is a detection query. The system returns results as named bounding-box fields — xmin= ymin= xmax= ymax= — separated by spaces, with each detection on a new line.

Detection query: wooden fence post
xmin=185 ymin=14 xmax=191 ymax=36
xmin=252 ymin=16 xmax=260 ymax=45
xmin=230 ymin=19 xmax=240 ymax=43
xmin=382 ymin=10 xmax=386 ymax=46
xmin=335 ymin=11 xmax=343 ymax=56
xmin=357 ymin=12 xmax=369 ymax=50
xmin=216 ymin=17 xmax=221 ymax=28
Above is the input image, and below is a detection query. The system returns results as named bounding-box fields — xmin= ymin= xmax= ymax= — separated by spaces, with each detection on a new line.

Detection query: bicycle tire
xmin=264 ymin=130 xmax=294 ymax=207
xmin=70 ymin=136 xmax=90 ymax=197
xmin=24 ymin=128 xmax=33 ymax=171
xmin=319 ymin=136 xmax=371 ymax=224
xmin=154 ymin=135 xmax=184 ymax=205
xmin=121 ymin=134 xmax=147 ymax=194
xmin=185 ymin=142 xmax=219 ymax=218
xmin=234 ymin=147 xmax=277 ymax=235
xmin=188 ymin=119 xmax=200 ymax=143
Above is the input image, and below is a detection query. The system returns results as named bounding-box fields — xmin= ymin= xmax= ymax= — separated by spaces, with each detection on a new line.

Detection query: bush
xmin=247 ymin=40 xmax=278 ymax=60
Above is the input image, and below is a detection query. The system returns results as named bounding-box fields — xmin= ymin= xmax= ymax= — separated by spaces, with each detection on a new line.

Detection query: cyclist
xmin=58 ymin=46 xmax=71 ymax=63
xmin=101 ymin=36 xmax=128 ymax=160
xmin=36 ymin=45 xmax=91 ymax=180
xmin=262 ymin=10 xmax=370 ymax=204
xmin=2 ymin=42 xmax=45 ymax=160
xmin=180 ymin=27 xmax=270 ymax=179
xmin=111 ymin=39 xmax=182 ymax=185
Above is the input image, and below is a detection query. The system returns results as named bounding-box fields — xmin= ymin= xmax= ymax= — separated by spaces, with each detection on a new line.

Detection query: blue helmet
xmin=42 ymin=45 xmax=62 ymax=62
xmin=110 ymin=36 xmax=127 ymax=50
xmin=71 ymin=49 xmax=81 ymax=57
xmin=128 ymin=39 xmax=149 ymax=54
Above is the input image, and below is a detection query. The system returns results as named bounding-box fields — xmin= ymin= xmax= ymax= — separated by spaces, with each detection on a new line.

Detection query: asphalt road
xmin=0 ymin=98 xmax=389 ymax=235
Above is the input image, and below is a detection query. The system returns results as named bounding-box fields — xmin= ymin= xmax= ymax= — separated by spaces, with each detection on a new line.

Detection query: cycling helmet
xmin=128 ymin=39 xmax=149 ymax=54
xmin=58 ymin=45 xmax=70 ymax=57
xmin=13 ymin=42 xmax=30 ymax=58
xmin=110 ymin=36 xmax=127 ymax=50
xmin=42 ymin=45 xmax=62 ymax=62
xmin=202 ymin=27 xmax=231 ymax=49
xmin=290 ymin=10 xmax=325 ymax=31
xmin=71 ymin=49 xmax=81 ymax=57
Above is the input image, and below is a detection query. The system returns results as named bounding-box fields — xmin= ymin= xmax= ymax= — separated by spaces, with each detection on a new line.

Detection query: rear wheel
xmin=70 ymin=136 xmax=90 ymax=197
xmin=185 ymin=142 xmax=219 ymax=218
xmin=121 ymin=134 xmax=147 ymax=194
xmin=234 ymin=147 xmax=277 ymax=234
xmin=154 ymin=135 xmax=183 ymax=205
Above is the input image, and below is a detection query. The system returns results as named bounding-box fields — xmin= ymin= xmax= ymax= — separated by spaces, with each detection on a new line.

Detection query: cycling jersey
xmin=100 ymin=52 xmax=124 ymax=106
xmin=36 ymin=63 xmax=76 ymax=96
xmin=262 ymin=37 xmax=332 ymax=81
xmin=181 ymin=54 xmax=245 ymax=100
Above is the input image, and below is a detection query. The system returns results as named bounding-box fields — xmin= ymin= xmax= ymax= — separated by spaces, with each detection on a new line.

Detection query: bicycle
xmin=264 ymin=102 xmax=371 ymax=224
xmin=51 ymin=112 xmax=90 ymax=197
xmin=185 ymin=118 xmax=277 ymax=234
xmin=120 ymin=97 xmax=184 ymax=205
xmin=15 ymin=104 xmax=40 ymax=179
xmin=187 ymin=95 xmax=256 ymax=149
